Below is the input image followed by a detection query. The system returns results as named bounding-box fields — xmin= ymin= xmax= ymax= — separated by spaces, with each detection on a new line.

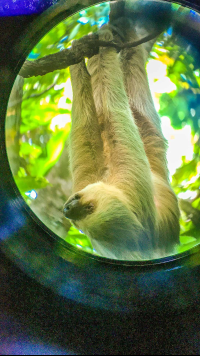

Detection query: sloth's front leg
xmin=69 ymin=59 xmax=105 ymax=192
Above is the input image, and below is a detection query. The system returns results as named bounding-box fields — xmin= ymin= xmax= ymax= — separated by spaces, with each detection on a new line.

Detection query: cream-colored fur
xmin=65 ymin=19 xmax=180 ymax=260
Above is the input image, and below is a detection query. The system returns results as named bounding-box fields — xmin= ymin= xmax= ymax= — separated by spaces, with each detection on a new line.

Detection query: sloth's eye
xmin=85 ymin=204 xmax=94 ymax=213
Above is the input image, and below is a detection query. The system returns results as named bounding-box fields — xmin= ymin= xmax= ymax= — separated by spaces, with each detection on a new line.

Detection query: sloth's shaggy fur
xmin=64 ymin=19 xmax=180 ymax=260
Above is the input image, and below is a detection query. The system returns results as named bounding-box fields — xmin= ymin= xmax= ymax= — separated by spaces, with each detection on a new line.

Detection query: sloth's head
xmin=63 ymin=182 xmax=143 ymax=245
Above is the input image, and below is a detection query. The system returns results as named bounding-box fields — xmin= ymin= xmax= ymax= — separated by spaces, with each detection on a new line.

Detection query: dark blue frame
xmin=0 ymin=0 xmax=200 ymax=315
xmin=0 ymin=0 xmax=60 ymax=16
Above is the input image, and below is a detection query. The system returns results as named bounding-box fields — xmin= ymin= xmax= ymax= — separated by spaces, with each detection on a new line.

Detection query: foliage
xmin=11 ymin=3 xmax=110 ymax=253
xmin=7 ymin=3 xmax=200 ymax=256
xmin=150 ymin=24 xmax=200 ymax=253
xmin=66 ymin=226 xmax=94 ymax=254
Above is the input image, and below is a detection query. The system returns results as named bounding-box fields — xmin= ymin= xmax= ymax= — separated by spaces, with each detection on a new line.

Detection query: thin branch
xmin=120 ymin=30 xmax=163 ymax=49
xmin=19 ymin=29 xmax=162 ymax=79
xmin=9 ymin=83 xmax=55 ymax=107
xmin=8 ymin=81 xmax=59 ymax=108
xmin=24 ymin=82 xmax=56 ymax=100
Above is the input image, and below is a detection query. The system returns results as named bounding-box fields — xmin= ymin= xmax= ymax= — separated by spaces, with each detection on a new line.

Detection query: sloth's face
xmin=63 ymin=182 xmax=133 ymax=240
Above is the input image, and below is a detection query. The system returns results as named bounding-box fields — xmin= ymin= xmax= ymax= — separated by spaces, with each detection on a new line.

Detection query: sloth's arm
xmin=69 ymin=60 xmax=105 ymax=192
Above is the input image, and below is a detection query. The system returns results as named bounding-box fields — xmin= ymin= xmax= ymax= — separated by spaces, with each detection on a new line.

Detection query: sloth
xmin=63 ymin=18 xmax=180 ymax=260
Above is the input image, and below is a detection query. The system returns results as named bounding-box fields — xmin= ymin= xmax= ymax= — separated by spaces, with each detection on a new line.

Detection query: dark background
xmin=1 ymin=1 xmax=200 ymax=355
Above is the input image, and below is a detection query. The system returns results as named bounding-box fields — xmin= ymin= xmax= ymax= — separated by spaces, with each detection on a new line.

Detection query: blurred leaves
xmin=9 ymin=3 xmax=110 ymax=253
xmin=28 ymin=126 xmax=71 ymax=177
xmin=64 ymin=226 xmax=94 ymax=254
xmin=172 ymin=158 xmax=198 ymax=190
xmin=15 ymin=176 xmax=50 ymax=197
xmin=150 ymin=26 xmax=200 ymax=242
xmin=177 ymin=236 xmax=199 ymax=254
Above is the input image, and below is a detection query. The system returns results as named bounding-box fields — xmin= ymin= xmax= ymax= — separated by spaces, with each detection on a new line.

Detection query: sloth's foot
xmin=98 ymin=25 xmax=114 ymax=42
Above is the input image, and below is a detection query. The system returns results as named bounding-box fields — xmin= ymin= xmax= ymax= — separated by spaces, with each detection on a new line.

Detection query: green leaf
xmin=30 ymin=125 xmax=70 ymax=177
xmin=173 ymin=60 xmax=187 ymax=74
xmin=68 ymin=23 xmax=81 ymax=41
xmin=20 ymin=142 xmax=42 ymax=159
xmin=172 ymin=159 xmax=198 ymax=186
xmin=192 ymin=198 xmax=200 ymax=210
xmin=14 ymin=176 xmax=50 ymax=194
xmin=177 ymin=240 xmax=199 ymax=254
xmin=64 ymin=225 xmax=93 ymax=251
xmin=180 ymin=235 xmax=197 ymax=245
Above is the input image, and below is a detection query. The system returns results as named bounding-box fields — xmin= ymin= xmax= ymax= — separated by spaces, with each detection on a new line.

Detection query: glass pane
xmin=6 ymin=0 xmax=200 ymax=260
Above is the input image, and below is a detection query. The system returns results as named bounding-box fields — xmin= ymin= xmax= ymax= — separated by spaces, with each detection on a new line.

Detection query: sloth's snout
xmin=63 ymin=194 xmax=94 ymax=221
xmin=63 ymin=195 xmax=81 ymax=220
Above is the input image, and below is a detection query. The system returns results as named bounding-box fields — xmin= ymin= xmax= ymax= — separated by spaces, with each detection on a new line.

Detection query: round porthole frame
xmin=1 ymin=0 xmax=200 ymax=313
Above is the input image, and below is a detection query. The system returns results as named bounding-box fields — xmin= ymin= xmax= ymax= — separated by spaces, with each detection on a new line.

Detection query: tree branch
xmin=19 ymin=29 xmax=162 ymax=79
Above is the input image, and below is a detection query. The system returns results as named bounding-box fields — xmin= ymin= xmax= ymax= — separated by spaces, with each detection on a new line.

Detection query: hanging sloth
xmin=63 ymin=16 xmax=180 ymax=260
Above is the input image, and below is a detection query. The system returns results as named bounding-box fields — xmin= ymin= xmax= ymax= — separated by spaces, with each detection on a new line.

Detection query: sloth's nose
xmin=63 ymin=195 xmax=85 ymax=221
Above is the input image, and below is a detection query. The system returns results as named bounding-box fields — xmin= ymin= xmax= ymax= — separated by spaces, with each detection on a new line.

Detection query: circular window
xmin=5 ymin=0 xmax=200 ymax=262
